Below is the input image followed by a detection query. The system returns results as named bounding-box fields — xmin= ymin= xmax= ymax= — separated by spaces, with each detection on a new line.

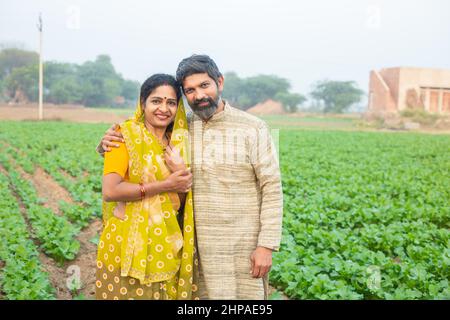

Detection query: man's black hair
xmin=176 ymin=54 xmax=222 ymax=86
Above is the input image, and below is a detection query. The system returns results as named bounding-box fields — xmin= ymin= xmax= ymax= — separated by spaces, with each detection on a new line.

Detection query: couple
xmin=95 ymin=55 xmax=283 ymax=300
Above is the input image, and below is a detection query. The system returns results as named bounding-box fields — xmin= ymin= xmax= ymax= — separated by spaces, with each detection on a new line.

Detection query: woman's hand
xmin=164 ymin=145 xmax=186 ymax=172
xmin=163 ymin=169 xmax=192 ymax=193
xmin=113 ymin=202 xmax=126 ymax=220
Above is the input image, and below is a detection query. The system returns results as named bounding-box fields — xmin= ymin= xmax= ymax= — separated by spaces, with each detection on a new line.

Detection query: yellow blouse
xmin=103 ymin=128 xmax=129 ymax=180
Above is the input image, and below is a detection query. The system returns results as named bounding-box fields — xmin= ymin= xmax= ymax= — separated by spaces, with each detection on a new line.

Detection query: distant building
xmin=246 ymin=99 xmax=285 ymax=115
xmin=114 ymin=96 xmax=124 ymax=105
xmin=368 ymin=67 xmax=450 ymax=114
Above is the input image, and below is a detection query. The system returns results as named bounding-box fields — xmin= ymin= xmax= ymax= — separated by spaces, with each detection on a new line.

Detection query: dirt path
xmin=0 ymin=164 xmax=8 ymax=176
xmin=1 ymin=164 xmax=67 ymax=298
xmin=2 ymin=148 xmax=73 ymax=216
xmin=32 ymin=167 xmax=74 ymax=215
xmin=0 ymin=165 xmax=9 ymax=299
xmin=23 ymin=165 xmax=101 ymax=299
xmin=37 ymin=218 xmax=102 ymax=300
xmin=268 ymin=285 xmax=290 ymax=300
xmin=0 ymin=104 xmax=129 ymax=123
xmin=2 ymin=156 xmax=101 ymax=300
xmin=17 ymin=164 xmax=101 ymax=300
xmin=68 ymin=218 xmax=102 ymax=299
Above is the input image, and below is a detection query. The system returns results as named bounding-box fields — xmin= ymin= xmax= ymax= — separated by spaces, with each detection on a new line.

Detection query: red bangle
xmin=139 ymin=183 xmax=146 ymax=200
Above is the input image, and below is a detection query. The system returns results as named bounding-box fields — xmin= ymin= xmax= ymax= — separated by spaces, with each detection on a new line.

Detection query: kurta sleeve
xmin=103 ymin=128 xmax=129 ymax=178
xmin=250 ymin=122 xmax=283 ymax=251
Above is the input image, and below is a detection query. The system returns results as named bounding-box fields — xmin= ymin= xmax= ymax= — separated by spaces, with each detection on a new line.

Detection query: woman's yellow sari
xmin=96 ymin=99 xmax=198 ymax=300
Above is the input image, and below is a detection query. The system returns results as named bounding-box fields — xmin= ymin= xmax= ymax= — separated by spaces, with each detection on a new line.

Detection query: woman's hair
xmin=139 ymin=73 xmax=182 ymax=107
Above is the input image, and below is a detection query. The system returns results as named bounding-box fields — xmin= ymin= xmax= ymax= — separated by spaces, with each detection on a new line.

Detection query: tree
xmin=0 ymin=49 xmax=180 ymax=107
xmin=120 ymin=78 xmax=140 ymax=103
xmin=245 ymin=75 xmax=291 ymax=108
xmin=0 ymin=77 xmax=5 ymax=102
xmin=274 ymin=92 xmax=306 ymax=113
xmin=3 ymin=60 xmax=82 ymax=103
xmin=310 ymin=80 xmax=364 ymax=113
xmin=0 ymin=48 xmax=39 ymax=102
xmin=4 ymin=64 xmax=38 ymax=102
xmin=78 ymin=55 xmax=122 ymax=106
xmin=0 ymin=48 xmax=38 ymax=81
xmin=44 ymin=62 xmax=82 ymax=104
xmin=222 ymin=72 xmax=299 ymax=110
xmin=222 ymin=72 xmax=243 ymax=106
xmin=48 ymin=76 xmax=82 ymax=104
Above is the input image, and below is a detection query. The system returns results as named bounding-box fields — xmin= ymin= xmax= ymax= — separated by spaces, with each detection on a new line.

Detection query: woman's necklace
xmin=158 ymin=132 xmax=170 ymax=151
xmin=146 ymin=125 xmax=169 ymax=150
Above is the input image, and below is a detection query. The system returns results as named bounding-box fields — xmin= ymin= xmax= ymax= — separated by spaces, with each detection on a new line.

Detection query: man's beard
xmin=190 ymin=95 xmax=220 ymax=121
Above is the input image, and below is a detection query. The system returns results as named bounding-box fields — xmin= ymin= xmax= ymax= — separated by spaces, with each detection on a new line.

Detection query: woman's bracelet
xmin=139 ymin=183 xmax=146 ymax=200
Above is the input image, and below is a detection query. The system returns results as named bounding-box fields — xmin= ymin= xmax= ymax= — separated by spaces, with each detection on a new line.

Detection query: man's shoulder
xmin=227 ymin=104 xmax=268 ymax=129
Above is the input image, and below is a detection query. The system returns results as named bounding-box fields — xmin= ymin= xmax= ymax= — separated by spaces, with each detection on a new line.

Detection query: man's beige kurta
xmin=188 ymin=101 xmax=283 ymax=300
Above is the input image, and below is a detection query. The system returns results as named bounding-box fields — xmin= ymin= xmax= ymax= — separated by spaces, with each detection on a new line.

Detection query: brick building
xmin=368 ymin=67 xmax=450 ymax=114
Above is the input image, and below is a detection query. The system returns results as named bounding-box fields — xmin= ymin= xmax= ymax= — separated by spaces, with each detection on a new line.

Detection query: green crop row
xmin=0 ymin=122 xmax=104 ymax=225
xmin=271 ymin=130 xmax=450 ymax=300
xmin=0 ymin=153 xmax=80 ymax=264
xmin=0 ymin=173 xmax=55 ymax=299
xmin=1 ymin=121 xmax=449 ymax=300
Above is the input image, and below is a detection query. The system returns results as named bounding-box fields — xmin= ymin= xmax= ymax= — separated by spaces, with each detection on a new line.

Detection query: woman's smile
xmin=154 ymin=112 xmax=170 ymax=121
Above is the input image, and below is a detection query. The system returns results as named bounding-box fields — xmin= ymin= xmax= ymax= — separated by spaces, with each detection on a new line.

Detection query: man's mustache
xmin=193 ymin=98 xmax=213 ymax=107
xmin=190 ymin=95 xmax=219 ymax=120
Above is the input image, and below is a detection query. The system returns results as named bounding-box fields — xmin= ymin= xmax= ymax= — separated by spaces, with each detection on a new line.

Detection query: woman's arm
xmin=103 ymin=173 xmax=165 ymax=202
xmin=102 ymin=169 xmax=192 ymax=202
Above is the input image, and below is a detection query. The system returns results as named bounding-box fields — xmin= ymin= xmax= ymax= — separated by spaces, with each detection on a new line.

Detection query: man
xmin=97 ymin=55 xmax=283 ymax=299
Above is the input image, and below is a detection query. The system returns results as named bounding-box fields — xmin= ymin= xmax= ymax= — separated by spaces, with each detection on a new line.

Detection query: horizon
xmin=1 ymin=0 xmax=450 ymax=109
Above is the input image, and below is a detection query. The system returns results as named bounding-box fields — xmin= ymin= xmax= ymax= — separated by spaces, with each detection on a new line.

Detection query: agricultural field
xmin=272 ymin=130 xmax=449 ymax=299
xmin=0 ymin=118 xmax=449 ymax=300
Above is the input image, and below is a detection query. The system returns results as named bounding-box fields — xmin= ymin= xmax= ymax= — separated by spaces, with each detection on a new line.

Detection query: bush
xmin=400 ymin=109 xmax=442 ymax=126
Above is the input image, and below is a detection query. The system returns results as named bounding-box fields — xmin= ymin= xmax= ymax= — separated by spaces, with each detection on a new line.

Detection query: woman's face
xmin=143 ymin=85 xmax=178 ymax=129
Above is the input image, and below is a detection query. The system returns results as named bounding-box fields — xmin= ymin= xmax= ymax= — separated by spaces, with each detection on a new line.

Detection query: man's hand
xmin=101 ymin=123 xmax=124 ymax=152
xmin=250 ymin=246 xmax=273 ymax=278
xmin=164 ymin=145 xmax=186 ymax=173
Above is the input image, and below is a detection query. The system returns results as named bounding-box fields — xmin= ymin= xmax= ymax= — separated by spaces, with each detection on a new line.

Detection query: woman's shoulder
xmin=105 ymin=123 xmax=128 ymax=156
xmin=104 ymin=128 xmax=128 ymax=166
xmin=119 ymin=119 xmax=142 ymax=134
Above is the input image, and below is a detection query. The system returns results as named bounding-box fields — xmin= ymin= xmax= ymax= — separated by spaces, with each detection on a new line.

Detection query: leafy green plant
xmin=0 ymin=173 xmax=55 ymax=299
xmin=0 ymin=155 xmax=80 ymax=264
xmin=0 ymin=121 xmax=449 ymax=300
xmin=271 ymin=130 xmax=450 ymax=300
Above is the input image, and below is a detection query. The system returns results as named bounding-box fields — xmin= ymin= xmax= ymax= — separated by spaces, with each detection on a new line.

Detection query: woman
xmin=95 ymin=74 xmax=199 ymax=300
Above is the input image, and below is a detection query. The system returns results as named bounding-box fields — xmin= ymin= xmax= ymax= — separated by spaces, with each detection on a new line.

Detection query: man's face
xmin=182 ymin=73 xmax=224 ymax=120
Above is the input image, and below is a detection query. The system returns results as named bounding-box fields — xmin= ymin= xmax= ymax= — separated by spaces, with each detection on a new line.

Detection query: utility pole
xmin=37 ymin=13 xmax=43 ymax=120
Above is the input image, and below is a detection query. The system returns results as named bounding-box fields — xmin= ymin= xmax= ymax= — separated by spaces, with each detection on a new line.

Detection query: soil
xmin=0 ymin=104 xmax=129 ymax=123
xmin=0 ymin=157 xmax=102 ymax=300
xmin=33 ymin=167 xmax=74 ymax=215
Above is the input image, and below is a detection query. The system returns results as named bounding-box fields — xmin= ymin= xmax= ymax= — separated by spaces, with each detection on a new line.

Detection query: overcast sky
xmin=1 ymin=0 xmax=450 ymax=99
